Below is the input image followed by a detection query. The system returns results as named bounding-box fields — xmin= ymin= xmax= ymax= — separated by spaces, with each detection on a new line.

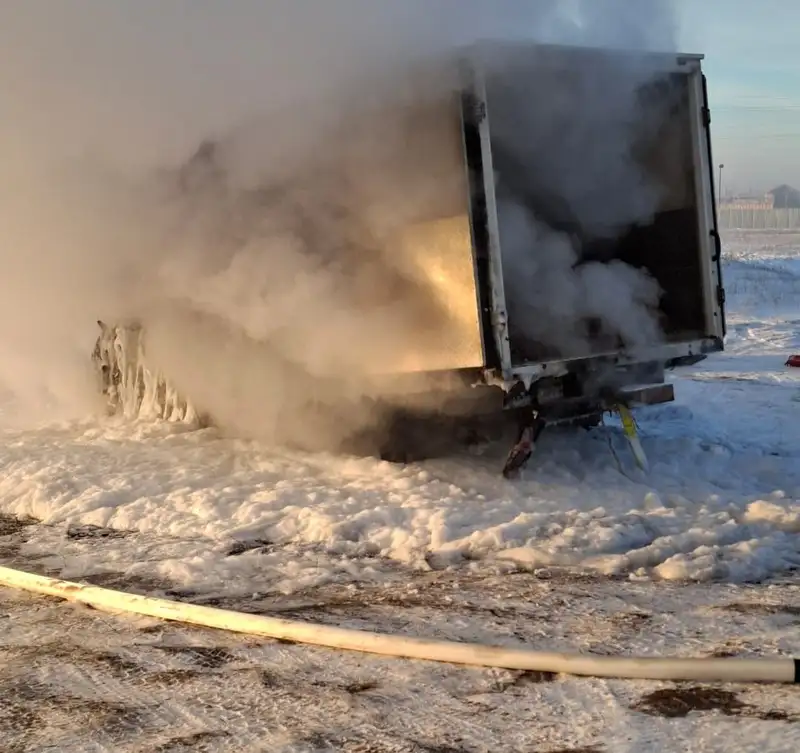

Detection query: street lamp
xmin=718 ymin=164 xmax=725 ymax=204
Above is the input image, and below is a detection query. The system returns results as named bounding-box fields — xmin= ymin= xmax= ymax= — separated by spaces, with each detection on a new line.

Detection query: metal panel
xmin=468 ymin=64 xmax=515 ymax=379
xmin=507 ymin=337 xmax=725 ymax=382
xmin=345 ymin=92 xmax=485 ymax=376
xmin=386 ymin=214 xmax=484 ymax=373
xmin=689 ymin=68 xmax=726 ymax=341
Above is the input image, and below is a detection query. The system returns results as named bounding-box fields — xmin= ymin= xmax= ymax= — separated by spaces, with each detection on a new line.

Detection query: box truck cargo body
xmin=93 ymin=42 xmax=725 ymax=466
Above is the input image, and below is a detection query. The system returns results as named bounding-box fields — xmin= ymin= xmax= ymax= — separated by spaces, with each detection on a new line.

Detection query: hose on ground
xmin=0 ymin=565 xmax=796 ymax=684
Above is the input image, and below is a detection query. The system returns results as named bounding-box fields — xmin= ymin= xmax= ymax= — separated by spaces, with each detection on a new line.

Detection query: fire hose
xmin=0 ymin=565 xmax=796 ymax=684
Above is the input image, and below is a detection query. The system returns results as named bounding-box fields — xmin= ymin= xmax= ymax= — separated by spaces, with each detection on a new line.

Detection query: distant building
xmin=722 ymin=193 xmax=774 ymax=210
xmin=768 ymin=184 xmax=800 ymax=209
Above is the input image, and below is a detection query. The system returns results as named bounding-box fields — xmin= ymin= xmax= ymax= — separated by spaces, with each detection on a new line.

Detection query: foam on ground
xmin=0 ymin=233 xmax=798 ymax=589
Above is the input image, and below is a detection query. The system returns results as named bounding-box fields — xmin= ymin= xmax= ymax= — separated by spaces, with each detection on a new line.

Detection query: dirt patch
xmin=491 ymin=670 xmax=558 ymax=692
xmin=0 ymin=742 xmax=31 ymax=753
xmin=0 ymin=515 xmax=38 ymax=538
xmin=66 ymin=524 xmax=134 ymax=541
xmin=0 ymin=698 xmax=39 ymax=737
xmin=225 ymin=539 xmax=275 ymax=557
xmin=0 ymin=544 xmax=22 ymax=560
xmin=78 ymin=570 xmax=174 ymax=594
xmin=2 ymin=641 xmax=211 ymax=690
xmin=150 ymin=645 xmax=237 ymax=669
xmin=274 ymin=588 xmax=526 ymax=623
xmin=708 ymin=648 xmax=739 ymax=658
xmin=720 ymin=602 xmax=800 ymax=617
xmin=608 ymin=611 xmax=652 ymax=632
xmin=0 ymin=678 xmax=155 ymax=743
xmin=259 ymin=669 xmax=381 ymax=697
xmin=147 ymin=568 xmax=614 ymax=624
xmin=2 ymin=640 xmax=238 ymax=697
xmin=344 ymin=679 xmax=380 ymax=694
xmin=0 ymin=515 xmax=39 ymax=561
xmin=314 ymin=678 xmax=381 ymax=695
xmin=138 ymin=668 xmax=206 ymax=688
xmin=294 ymin=735 xmax=474 ymax=753
xmin=2 ymin=642 xmax=141 ymax=675
xmin=707 ymin=638 xmax=761 ymax=659
xmin=632 ymin=686 xmax=797 ymax=722
xmin=633 ymin=686 xmax=742 ymax=718
xmin=150 ymin=730 xmax=231 ymax=752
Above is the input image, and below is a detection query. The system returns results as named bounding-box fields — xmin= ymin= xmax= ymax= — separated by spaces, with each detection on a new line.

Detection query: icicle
xmin=91 ymin=321 xmax=202 ymax=428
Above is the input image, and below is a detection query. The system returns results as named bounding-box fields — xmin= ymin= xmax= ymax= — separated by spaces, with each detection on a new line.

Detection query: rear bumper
xmin=504 ymin=337 xmax=724 ymax=384
xmin=523 ymin=381 xmax=675 ymax=425
xmin=615 ymin=382 xmax=675 ymax=407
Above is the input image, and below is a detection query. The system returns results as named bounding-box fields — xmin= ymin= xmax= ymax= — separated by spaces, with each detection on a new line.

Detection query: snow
xmin=2 ymin=571 xmax=798 ymax=752
xmin=0 ymin=399 xmax=798 ymax=590
xmin=1 ymin=234 xmax=799 ymax=592
xmin=1 ymin=231 xmax=799 ymax=752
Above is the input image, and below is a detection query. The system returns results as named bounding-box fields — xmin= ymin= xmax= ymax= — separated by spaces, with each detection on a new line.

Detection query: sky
xmin=0 ymin=1 xmax=797 ymax=194
xmin=677 ymin=0 xmax=800 ymax=194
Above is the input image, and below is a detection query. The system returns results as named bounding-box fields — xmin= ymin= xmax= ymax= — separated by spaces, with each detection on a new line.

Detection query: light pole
xmin=718 ymin=163 xmax=725 ymax=205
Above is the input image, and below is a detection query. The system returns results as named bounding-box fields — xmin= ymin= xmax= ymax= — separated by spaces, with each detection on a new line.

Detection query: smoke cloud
xmin=484 ymin=40 xmax=686 ymax=359
xmin=0 ymin=1 xmax=680 ymax=443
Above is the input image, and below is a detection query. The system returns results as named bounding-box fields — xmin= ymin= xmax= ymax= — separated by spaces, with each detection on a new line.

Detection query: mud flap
xmin=502 ymin=413 xmax=546 ymax=479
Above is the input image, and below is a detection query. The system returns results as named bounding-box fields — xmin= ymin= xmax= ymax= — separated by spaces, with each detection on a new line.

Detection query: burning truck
xmin=92 ymin=41 xmax=725 ymax=476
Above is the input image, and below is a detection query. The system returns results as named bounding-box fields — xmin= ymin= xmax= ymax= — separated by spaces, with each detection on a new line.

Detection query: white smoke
xmin=0 ymin=0 xmax=681 ymax=438
xmin=481 ymin=29 xmax=683 ymax=359
xmin=495 ymin=201 xmax=664 ymax=357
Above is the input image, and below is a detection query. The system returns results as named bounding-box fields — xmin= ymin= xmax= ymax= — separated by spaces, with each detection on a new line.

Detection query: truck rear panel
xmin=460 ymin=42 xmax=725 ymax=383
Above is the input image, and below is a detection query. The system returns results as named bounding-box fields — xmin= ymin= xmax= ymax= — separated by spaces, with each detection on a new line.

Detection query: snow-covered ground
xmin=2 ymin=234 xmax=798 ymax=590
xmin=1 ymin=231 xmax=799 ymax=752
xmin=1 ymin=567 xmax=799 ymax=753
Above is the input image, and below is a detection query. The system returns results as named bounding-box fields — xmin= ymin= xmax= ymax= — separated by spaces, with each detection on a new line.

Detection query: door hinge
xmin=463 ymin=93 xmax=487 ymax=124
xmin=702 ymin=107 xmax=711 ymax=127
xmin=717 ymin=286 xmax=726 ymax=307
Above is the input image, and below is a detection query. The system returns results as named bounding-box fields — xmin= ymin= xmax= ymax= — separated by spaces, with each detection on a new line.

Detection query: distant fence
xmin=718 ymin=207 xmax=800 ymax=230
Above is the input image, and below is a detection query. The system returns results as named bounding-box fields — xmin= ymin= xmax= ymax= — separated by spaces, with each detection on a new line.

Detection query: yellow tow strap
xmin=616 ymin=404 xmax=649 ymax=472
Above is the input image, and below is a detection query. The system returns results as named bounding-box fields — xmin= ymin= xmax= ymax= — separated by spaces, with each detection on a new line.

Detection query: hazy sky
xmin=677 ymin=0 xmax=800 ymax=194
xmin=0 ymin=1 xmax=797 ymax=194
